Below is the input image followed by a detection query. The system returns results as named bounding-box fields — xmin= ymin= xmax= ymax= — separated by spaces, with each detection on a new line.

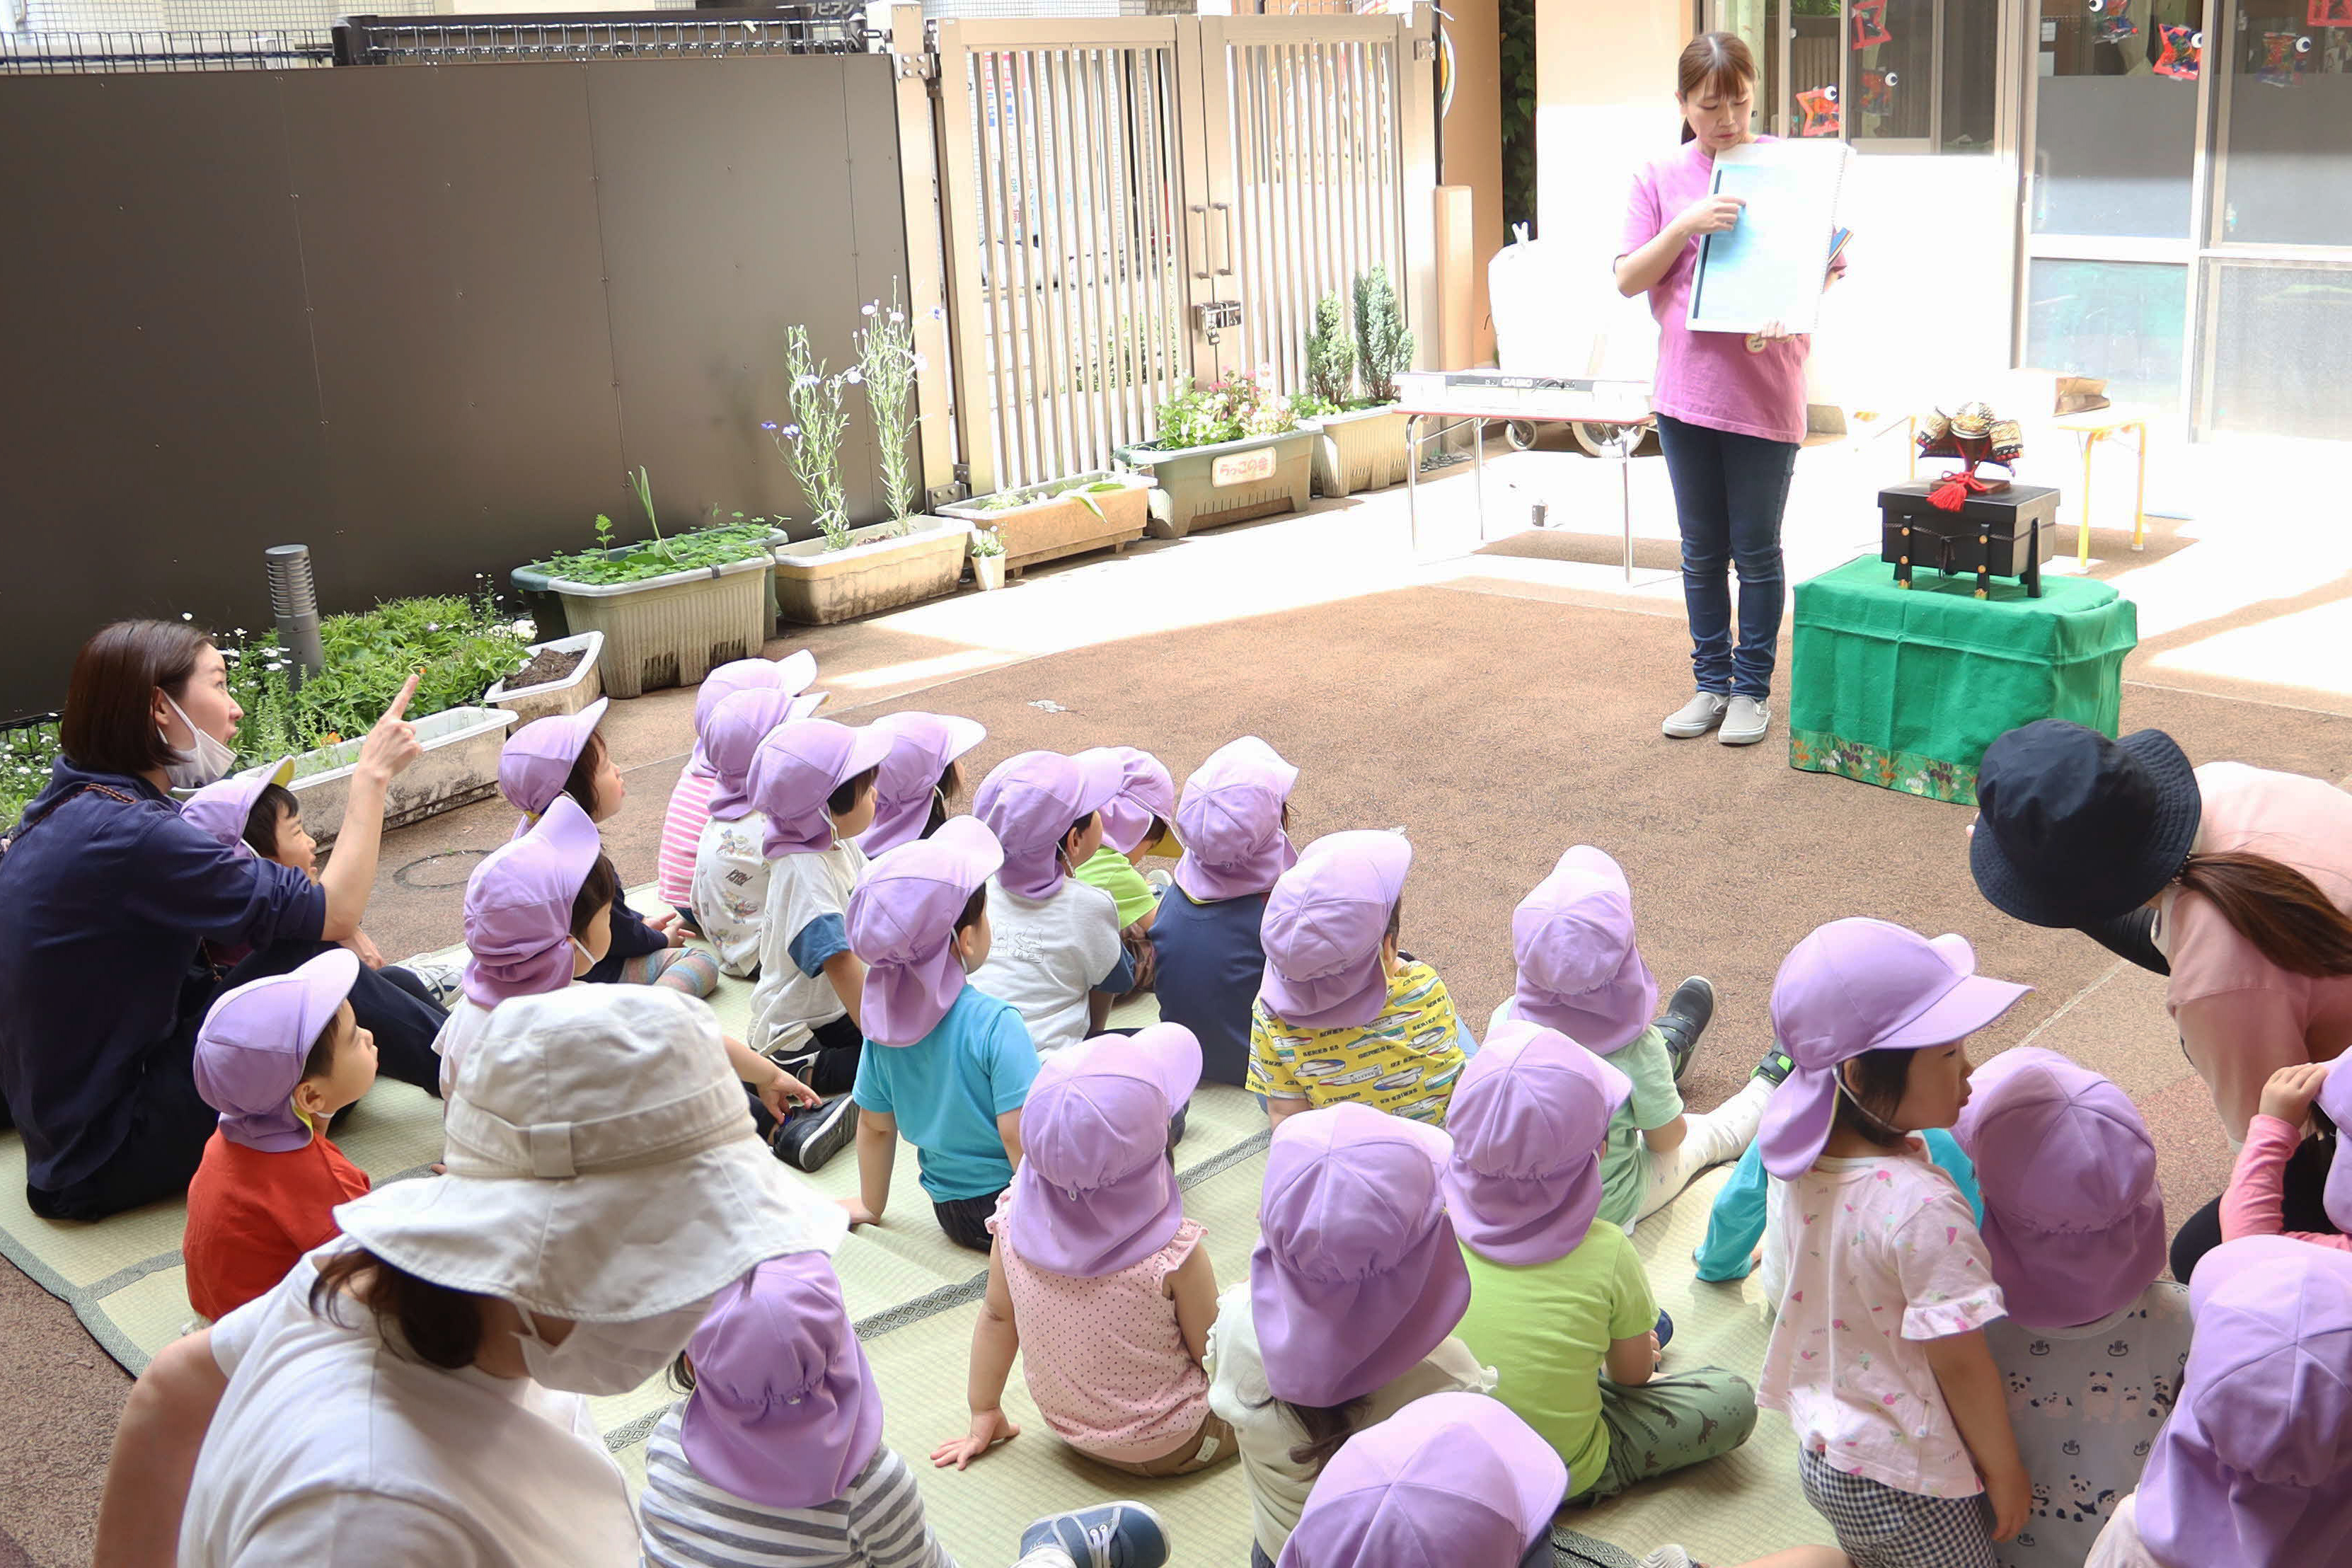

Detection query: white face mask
xmin=512 ymin=1293 xmax=717 ymax=1396
xmin=160 ymin=693 xmax=237 ymax=790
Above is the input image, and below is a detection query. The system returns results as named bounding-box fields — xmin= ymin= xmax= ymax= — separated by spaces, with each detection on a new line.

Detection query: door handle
xmin=1211 ymin=200 xmax=1234 ymax=277
xmin=1189 ymin=204 xmax=1210 ymax=281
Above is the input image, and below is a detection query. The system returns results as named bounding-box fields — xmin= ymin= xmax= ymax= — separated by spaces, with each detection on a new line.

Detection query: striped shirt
xmin=640 ymin=1407 xmax=955 ymax=1568
xmin=657 ymin=770 xmax=719 ymax=910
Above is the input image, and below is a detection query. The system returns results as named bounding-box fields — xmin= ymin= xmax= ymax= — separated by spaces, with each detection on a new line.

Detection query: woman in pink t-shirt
xmin=1616 ymin=32 xmax=1842 ymax=749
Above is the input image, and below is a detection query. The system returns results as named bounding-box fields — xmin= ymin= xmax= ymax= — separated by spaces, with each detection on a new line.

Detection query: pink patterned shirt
xmin=657 ymin=769 xmax=717 ymax=910
xmin=1757 ymin=1146 xmax=2008 ymax=1498
xmin=989 ymin=1190 xmax=1213 ymax=1464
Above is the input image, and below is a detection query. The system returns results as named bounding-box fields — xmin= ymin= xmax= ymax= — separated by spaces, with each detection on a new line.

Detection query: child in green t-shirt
xmin=1071 ymin=746 xmax=1177 ymax=934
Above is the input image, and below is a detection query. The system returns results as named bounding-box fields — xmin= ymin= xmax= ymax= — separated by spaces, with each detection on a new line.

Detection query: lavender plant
xmin=773 ymin=326 xmax=854 ymax=550
xmin=855 ymin=286 xmax=924 ymax=529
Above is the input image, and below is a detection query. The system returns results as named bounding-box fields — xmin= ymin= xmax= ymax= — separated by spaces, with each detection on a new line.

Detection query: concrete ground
xmin=6 ymin=425 xmax=2347 ymax=1562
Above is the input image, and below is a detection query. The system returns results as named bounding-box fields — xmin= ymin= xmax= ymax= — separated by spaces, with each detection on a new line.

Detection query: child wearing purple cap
xmin=747 ymin=717 xmax=896 ymax=1096
xmin=1206 ymin=1102 xmax=1497 ymax=1565
xmin=1952 ymin=1048 xmax=2191 ymax=1568
xmin=1447 ymin=1021 xmax=1758 ymax=1504
xmin=690 ymin=686 xmax=826 ymax=978
xmin=969 ymin=749 xmax=1136 ymax=1056
xmin=655 ymin=651 xmax=819 ymax=920
xmin=844 ymin=818 xmax=1041 ymax=1249
xmin=1489 ymin=846 xmax=1764 ymax=1236
xmin=2218 ymin=1057 xmax=2352 ymax=1256
xmin=1071 ymin=747 xmax=1177 ymax=935
xmin=1250 ymin=831 xmax=1472 ymax=1129
xmin=183 ymin=950 xmax=377 ymax=1321
xmin=933 ymin=1025 xmax=1231 ymax=1480
xmin=499 ymin=701 xmax=719 ymax=998
xmin=1756 ymin=918 xmax=2033 ymax=1567
xmin=2085 ymin=1236 xmax=2352 ymax=1568
xmin=640 ymin=1252 xmax=953 ymax=1568
xmin=1151 ymin=736 xmax=1299 ymax=1086
xmin=858 ymin=710 xmax=989 ymax=858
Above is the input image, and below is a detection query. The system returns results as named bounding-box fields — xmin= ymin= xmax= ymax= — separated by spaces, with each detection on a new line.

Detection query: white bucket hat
xmin=336 ymin=986 xmax=846 ymax=1322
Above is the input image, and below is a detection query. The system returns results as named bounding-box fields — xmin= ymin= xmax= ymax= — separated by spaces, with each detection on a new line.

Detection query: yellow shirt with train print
xmin=1247 ymin=959 xmax=1470 ymax=1126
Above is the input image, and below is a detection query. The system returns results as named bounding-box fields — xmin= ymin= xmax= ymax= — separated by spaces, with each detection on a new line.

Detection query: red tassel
xmin=1927 ymin=475 xmax=1971 ymax=512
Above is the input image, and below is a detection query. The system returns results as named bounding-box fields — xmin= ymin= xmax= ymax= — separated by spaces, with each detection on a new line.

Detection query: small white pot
xmin=483 ymin=631 xmax=604 ymax=727
xmin=972 ymin=553 xmax=1007 ymax=591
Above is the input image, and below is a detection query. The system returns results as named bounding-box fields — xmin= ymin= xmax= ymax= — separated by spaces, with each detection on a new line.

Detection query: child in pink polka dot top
xmin=931 ymin=1023 xmax=1233 ymax=1480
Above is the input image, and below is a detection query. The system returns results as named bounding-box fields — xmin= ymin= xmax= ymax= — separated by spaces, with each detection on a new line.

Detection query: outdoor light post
xmin=264 ymin=543 xmax=326 ymax=688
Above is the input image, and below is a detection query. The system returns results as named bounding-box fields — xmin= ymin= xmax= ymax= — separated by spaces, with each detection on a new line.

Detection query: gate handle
xmin=1211 ymin=200 xmax=1234 ymax=277
xmin=1189 ymin=204 xmax=1209 ymax=281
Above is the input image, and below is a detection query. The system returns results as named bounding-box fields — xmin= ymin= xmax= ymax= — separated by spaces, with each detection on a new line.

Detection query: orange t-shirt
xmin=183 ymin=1129 xmax=371 ymax=1322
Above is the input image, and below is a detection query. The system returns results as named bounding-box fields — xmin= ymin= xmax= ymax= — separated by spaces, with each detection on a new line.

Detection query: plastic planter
xmin=483 ymin=631 xmax=604 ymax=727
xmin=1309 ymin=404 xmax=1411 ymax=497
xmin=1113 ymin=427 xmax=1313 ymax=540
xmin=236 ymin=705 xmax=517 ymax=847
xmin=509 ymin=529 xmax=785 ymax=660
xmin=512 ymin=550 xmax=776 ymax=700
xmin=773 ymin=517 xmax=971 ymax=626
xmin=938 ymin=472 xmax=1150 ymax=578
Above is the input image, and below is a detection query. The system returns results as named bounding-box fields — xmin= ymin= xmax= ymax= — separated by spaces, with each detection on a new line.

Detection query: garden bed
xmin=1114 ymin=427 xmax=1314 ymax=541
xmin=939 ymin=473 xmax=1149 ymax=577
xmin=1308 ymin=403 xmax=1411 ymax=497
xmin=773 ymin=517 xmax=970 ymax=625
xmin=237 ymin=705 xmax=517 ymax=846
xmin=485 ymin=630 xmax=604 ymax=726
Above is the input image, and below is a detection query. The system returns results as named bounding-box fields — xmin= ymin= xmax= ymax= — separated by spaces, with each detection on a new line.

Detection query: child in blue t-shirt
xmin=843 ymin=817 xmax=1040 ymax=1251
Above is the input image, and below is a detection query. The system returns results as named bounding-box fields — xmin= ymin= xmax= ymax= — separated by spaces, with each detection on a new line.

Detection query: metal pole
xmin=264 ymin=544 xmax=325 ymax=689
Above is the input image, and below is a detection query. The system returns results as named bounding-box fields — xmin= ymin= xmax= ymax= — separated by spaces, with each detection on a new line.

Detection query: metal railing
xmin=330 ymin=6 xmax=876 ymax=64
xmin=0 ymin=28 xmax=333 ymax=73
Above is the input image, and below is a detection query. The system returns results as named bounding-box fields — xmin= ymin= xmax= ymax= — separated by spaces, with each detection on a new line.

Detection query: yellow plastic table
xmin=2052 ymin=405 xmax=2152 ymax=566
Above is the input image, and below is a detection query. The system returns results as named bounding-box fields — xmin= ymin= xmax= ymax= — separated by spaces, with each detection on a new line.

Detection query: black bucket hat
xmin=1970 ymin=720 xmax=2203 ymax=929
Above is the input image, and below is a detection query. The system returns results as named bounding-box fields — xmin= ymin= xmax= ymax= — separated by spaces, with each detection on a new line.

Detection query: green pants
xmin=1569 ymin=1366 xmax=1759 ymax=1504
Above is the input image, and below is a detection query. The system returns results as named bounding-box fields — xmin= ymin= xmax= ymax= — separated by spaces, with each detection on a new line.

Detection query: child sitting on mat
xmin=841 ymin=818 xmax=1037 ymax=1249
xmin=1446 ymin=1020 xmax=1757 ymax=1504
xmin=1489 ymin=846 xmax=1765 ymax=1233
xmin=183 ymin=949 xmax=376 ymax=1320
xmin=1073 ymin=746 xmax=1177 ymax=933
xmin=1757 ymin=918 xmax=2033 ymax=1568
xmin=969 ymin=749 xmax=1133 ymax=1056
xmin=1252 ymin=830 xmax=1470 ymax=1129
xmin=640 ymin=1252 xmax=953 ymax=1568
xmin=180 ymin=761 xmax=450 ymax=1094
xmin=1952 ymin=1047 xmax=2191 ymax=1568
xmin=858 ymin=710 xmax=988 ymax=858
xmin=690 ymin=686 xmax=824 ymax=979
xmin=746 ymin=717 xmax=894 ymax=1097
xmin=1151 ymin=736 xmax=1299 ymax=1088
xmin=934 ymin=1023 xmax=1231 ymax=1479
xmin=2218 ymin=1058 xmax=2351 ymax=1255
xmin=653 ymin=651 xmax=819 ymax=927
xmin=498 ymin=700 xmax=717 ymax=997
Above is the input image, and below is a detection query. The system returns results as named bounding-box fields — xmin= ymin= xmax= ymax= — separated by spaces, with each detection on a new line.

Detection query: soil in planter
xmin=509 ymin=647 xmax=585 ymax=690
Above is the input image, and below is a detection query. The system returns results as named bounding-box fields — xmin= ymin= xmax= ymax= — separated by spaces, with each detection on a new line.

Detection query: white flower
xmin=780 ymin=423 xmax=802 ymax=439
xmin=911 ymin=353 xmax=928 ymax=371
xmin=861 ymin=302 xmax=878 ymax=316
xmin=180 ymin=611 xmax=193 ymax=621
xmin=425 ymin=622 xmax=439 ymax=633
xmin=843 ymin=368 xmax=865 ymax=385
xmin=512 ymin=618 xmax=536 ymax=639
xmin=888 ymin=310 xmax=905 ymax=324
xmin=795 ymin=374 xmax=820 ymax=389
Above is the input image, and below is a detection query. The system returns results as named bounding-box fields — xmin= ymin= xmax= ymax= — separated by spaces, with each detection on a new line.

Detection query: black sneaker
xmin=1753 ymin=1043 xmax=1795 ymax=1086
xmin=1656 ymin=976 xmax=1714 ymax=1083
xmin=769 ymin=1046 xmax=822 ymax=1083
xmin=774 ymin=1095 xmax=858 ymax=1172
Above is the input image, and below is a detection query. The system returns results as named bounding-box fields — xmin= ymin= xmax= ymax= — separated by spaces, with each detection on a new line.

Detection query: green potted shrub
xmin=1112 ymin=370 xmax=1314 ymax=540
xmin=938 ymin=472 xmax=1151 ymax=578
xmin=966 ymin=522 xmax=1008 ymax=592
xmin=509 ymin=466 xmax=786 ymax=699
xmin=769 ymin=299 xmax=970 ymax=626
xmin=1303 ymin=267 xmax=1415 ymax=498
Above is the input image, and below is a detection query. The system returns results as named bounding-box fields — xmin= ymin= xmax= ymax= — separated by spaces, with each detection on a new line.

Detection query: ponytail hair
xmin=1677 ymin=30 xmax=1757 ymax=144
xmin=2177 ymin=851 xmax=2352 ymax=979
xmin=1276 ymin=1393 xmax=1370 ymax=1474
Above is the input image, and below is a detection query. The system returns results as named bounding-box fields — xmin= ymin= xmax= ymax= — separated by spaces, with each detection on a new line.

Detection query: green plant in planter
xmin=1147 ymin=373 xmax=1298 ymax=451
xmin=772 ymin=325 xmax=855 ymax=550
xmin=1352 ymin=265 xmax=1413 ymax=405
xmin=1 ymin=716 xmax=64 ymax=832
xmin=1068 ymin=478 xmax=1128 ymax=520
xmin=855 ymin=284 xmax=924 ymax=530
xmin=967 ymin=525 xmax=1005 ymax=558
xmin=1306 ymin=293 xmax=1358 ymax=409
xmin=533 ymin=517 xmax=779 ymax=587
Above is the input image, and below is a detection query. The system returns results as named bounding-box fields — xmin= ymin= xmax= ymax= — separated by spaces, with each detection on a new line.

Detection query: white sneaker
xmin=1637 ymin=1550 xmax=1697 ymax=1568
xmin=1718 ymin=695 xmax=1772 ymax=746
xmin=1660 ymin=691 xmax=1729 ymax=739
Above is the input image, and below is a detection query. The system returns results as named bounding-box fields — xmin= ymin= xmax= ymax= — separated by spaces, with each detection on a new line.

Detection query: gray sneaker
xmin=1718 ymin=695 xmax=1772 ymax=745
xmin=1661 ymin=691 xmax=1729 ymax=739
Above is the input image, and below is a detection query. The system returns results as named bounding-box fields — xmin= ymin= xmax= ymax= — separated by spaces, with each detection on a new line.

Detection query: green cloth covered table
xmin=1788 ymin=554 xmax=2138 ymax=805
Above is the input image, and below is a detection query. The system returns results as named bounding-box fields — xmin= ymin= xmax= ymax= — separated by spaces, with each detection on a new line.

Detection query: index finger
xmin=383 ymin=671 xmax=422 ymax=721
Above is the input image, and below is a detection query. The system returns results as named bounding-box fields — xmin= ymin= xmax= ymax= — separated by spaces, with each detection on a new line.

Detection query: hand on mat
xmin=1984 ymin=1461 xmax=2031 ymax=1540
xmin=356 ymin=673 xmax=425 ymax=783
xmin=931 ymin=1407 xmax=1020 ymax=1470
xmin=647 ymin=909 xmax=689 ymax=947
xmin=2258 ymin=1061 xmax=2331 ymax=1126
xmin=838 ymin=1196 xmax=879 ymax=1227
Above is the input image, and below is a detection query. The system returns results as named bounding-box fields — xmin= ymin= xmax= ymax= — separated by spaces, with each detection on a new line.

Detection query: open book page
xmin=1686 ymin=140 xmax=1852 ymax=335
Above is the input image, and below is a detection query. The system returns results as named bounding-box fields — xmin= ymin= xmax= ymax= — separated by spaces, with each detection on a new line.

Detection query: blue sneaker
xmin=1018 ymin=1502 xmax=1170 ymax=1568
xmin=1655 ymin=1308 xmax=1674 ymax=1349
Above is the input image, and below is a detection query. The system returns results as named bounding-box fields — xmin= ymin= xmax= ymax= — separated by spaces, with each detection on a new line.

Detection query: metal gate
xmin=929 ymin=7 xmax=1434 ymax=493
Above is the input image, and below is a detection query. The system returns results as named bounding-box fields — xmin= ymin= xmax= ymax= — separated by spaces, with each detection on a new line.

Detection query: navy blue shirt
xmin=580 ymin=884 xmax=671 ymax=984
xmin=0 ymin=759 xmax=325 ymax=1189
xmin=1147 ymin=887 xmax=1267 ymax=1087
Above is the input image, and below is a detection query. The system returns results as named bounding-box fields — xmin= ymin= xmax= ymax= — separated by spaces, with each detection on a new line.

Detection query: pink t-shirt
xmin=1619 ymin=135 xmax=1835 ymax=446
xmin=990 ymin=1191 xmax=1212 ymax=1464
xmin=657 ymin=768 xmax=717 ymax=909
xmin=2220 ymin=1114 xmax=2352 ymax=1252
xmin=1757 ymin=1145 xmax=2007 ymax=1499
xmin=2157 ymin=762 xmax=2352 ymax=1142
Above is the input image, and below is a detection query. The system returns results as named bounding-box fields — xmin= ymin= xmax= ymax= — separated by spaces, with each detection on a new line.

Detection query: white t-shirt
xmin=967 ymin=878 xmax=1124 ymax=1056
xmin=749 ymin=842 xmax=868 ymax=1056
xmin=692 ymin=810 xmax=774 ymax=979
xmin=181 ymin=1246 xmax=639 ymax=1568
xmin=1202 ymin=1280 xmax=1498 ymax=1562
xmin=432 ymin=998 xmax=494 ymax=1100
xmin=2085 ymin=1493 xmax=2160 ymax=1568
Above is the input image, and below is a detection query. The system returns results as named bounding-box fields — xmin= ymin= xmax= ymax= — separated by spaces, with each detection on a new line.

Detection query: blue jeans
xmin=1656 ymin=414 xmax=1799 ymax=701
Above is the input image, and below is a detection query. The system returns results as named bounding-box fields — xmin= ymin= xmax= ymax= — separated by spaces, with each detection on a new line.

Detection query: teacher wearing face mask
xmin=0 ymin=618 xmax=425 ymax=1221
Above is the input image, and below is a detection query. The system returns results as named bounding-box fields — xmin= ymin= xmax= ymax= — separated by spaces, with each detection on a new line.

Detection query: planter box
xmin=1113 ymin=427 xmax=1313 ymax=540
xmin=512 ymin=550 xmax=776 ymax=700
xmin=773 ymin=517 xmax=971 ymax=626
xmin=483 ymin=631 xmax=604 ymax=727
xmin=939 ymin=472 xmax=1150 ymax=578
xmin=237 ymin=705 xmax=517 ymax=847
xmin=1309 ymin=404 xmax=1411 ymax=497
xmin=510 ymin=529 xmax=785 ymax=681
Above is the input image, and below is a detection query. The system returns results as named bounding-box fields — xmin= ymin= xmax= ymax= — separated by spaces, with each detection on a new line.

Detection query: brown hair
xmin=1677 ymin=31 xmax=1757 ymax=143
xmin=1831 ymin=1047 xmax=1918 ymax=1151
xmin=2178 ymin=851 xmax=2352 ymax=979
xmin=241 ymin=781 xmax=300 ymax=860
xmin=1266 ymin=1393 xmax=1371 ymax=1473
xmin=829 ymin=764 xmax=880 ymax=819
xmin=300 ymin=1003 xmax=351 ymax=1083
xmin=924 ymin=759 xmax=966 ymax=839
xmin=561 ymin=731 xmax=609 ymax=818
xmin=1385 ymin=897 xmax=1405 ymax=944
xmin=570 ymin=852 xmax=621 ymax=940
xmin=309 ymin=1247 xmax=487 ymax=1370
xmin=59 ymin=619 xmax=211 ymax=778
xmin=955 ymin=883 xmax=988 ymax=936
